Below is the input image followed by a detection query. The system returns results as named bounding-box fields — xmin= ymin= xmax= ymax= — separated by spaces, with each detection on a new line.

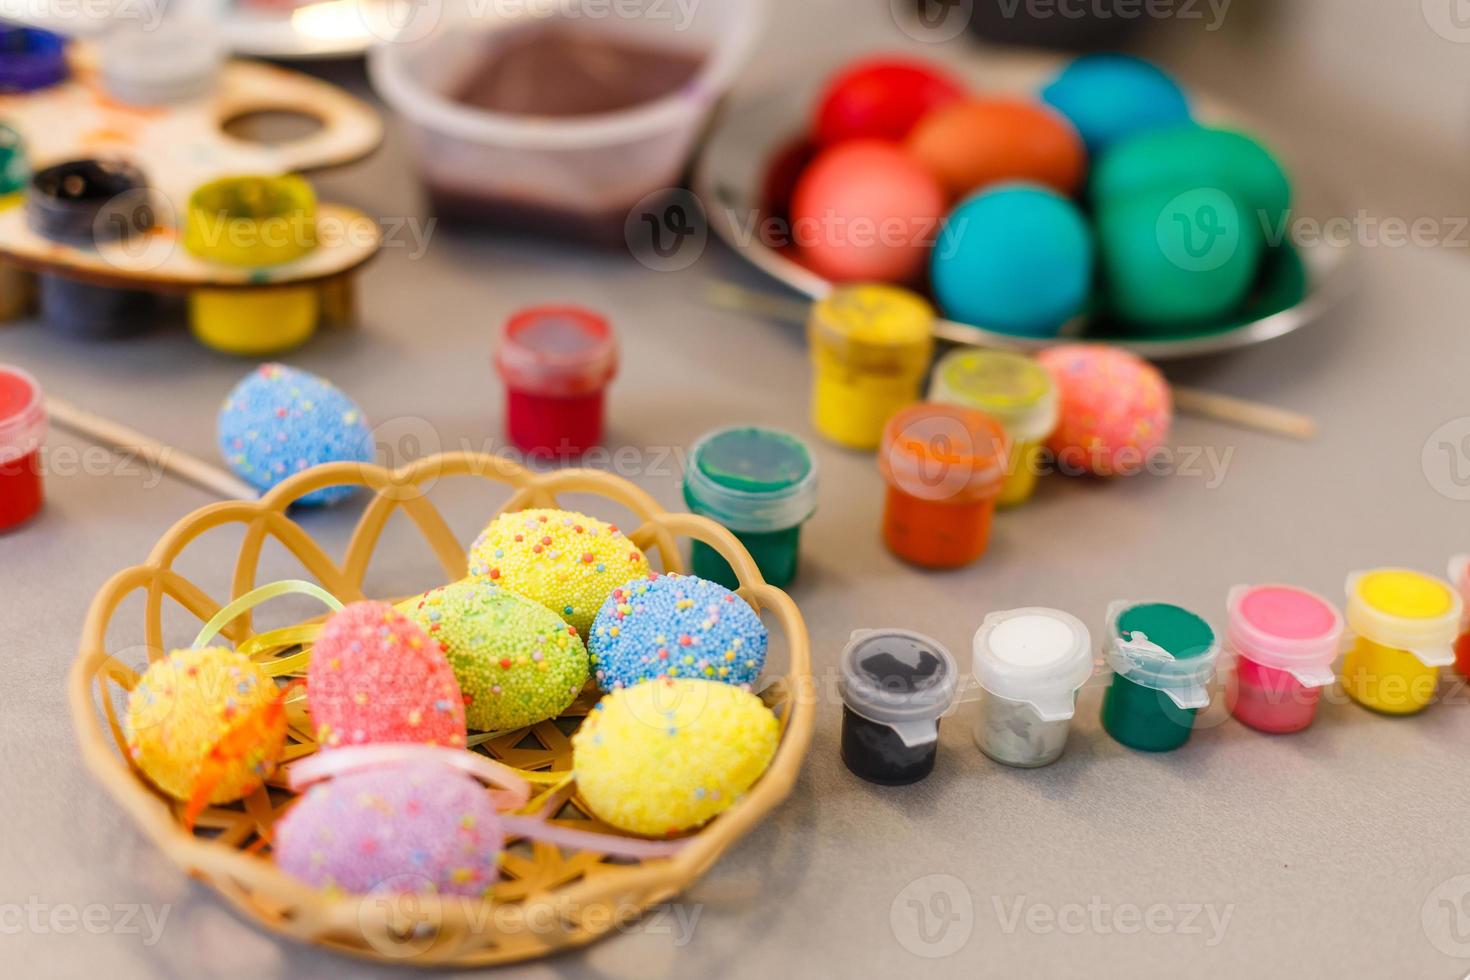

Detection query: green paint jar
xmin=683 ymin=426 xmax=818 ymax=590
xmin=1100 ymin=600 xmax=1220 ymax=752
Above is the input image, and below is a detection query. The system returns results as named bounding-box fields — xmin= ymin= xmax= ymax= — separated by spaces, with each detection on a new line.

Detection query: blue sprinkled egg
xmin=216 ymin=363 xmax=372 ymax=506
xmin=588 ymin=573 xmax=768 ymax=692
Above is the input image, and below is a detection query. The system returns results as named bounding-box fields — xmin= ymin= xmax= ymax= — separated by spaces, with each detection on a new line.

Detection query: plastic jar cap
xmin=878 ymin=402 xmax=1008 ymax=503
xmin=683 ymin=425 xmax=818 ymax=533
xmin=839 ymin=629 xmax=957 ymax=749
xmin=27 ymin=158 xmax=152 ymax=246
xmin=1345 ymin=569 xmax=1462 ymax=668
xmin=102 ymin=20 xmax=223 ymax=105
xmin=808 ymin=284 xmax=934 ymax=355
xmin=1105 ymin=600 xmax=1220 ymax=710
xmin=971 ymin=608 xmax=1092 ymax=722
xmin=0 ymin=365 xmax=46 ymax=465
xmin=0 ymin=27 xmax=68 ymax=94
xmin=495 ymin=306 xmax=618 ymax=397
xmin=1226 ymin=584 xmax=1343 ymax=688
xmin=185 ymin=175 xmax=318 ymax=268
xmin=929 ymin=349 xmax=1059 ymax=443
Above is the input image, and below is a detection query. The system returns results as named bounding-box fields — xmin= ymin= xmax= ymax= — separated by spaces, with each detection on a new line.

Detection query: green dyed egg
xmin=401 ymin=578 xmax=590 ymax=732
xmin=1096 ymin=184 xmax=1264 ymax=329
xmin=1091 ymin=125 xmax=1292 ymax=227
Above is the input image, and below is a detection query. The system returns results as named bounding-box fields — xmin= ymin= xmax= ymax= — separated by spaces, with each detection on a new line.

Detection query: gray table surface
xmin=7 ymin=5 xmax=1470 ymax=979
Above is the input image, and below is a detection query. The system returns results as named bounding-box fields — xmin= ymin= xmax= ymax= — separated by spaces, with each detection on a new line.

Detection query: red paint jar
xmin=1226 ymin=584 xmax=1343 ymax=734
xmin=0 ymin=364 xmax=46 ymax=530
xmin=495 ymin=306 xmax=617 ymax=456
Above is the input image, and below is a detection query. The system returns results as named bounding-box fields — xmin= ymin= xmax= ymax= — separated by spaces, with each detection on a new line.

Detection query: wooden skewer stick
xmin=47 ymin=396 xmax=259 ymax=501
xmin=704 ymin=279 xmax=1319 ymax=441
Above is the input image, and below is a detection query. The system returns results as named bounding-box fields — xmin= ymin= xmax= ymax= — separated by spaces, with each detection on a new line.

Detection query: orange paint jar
xmin=877 ymin=403 xmax=1008 ymax=569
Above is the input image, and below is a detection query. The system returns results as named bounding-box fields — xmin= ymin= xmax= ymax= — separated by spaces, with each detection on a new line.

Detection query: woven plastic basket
xmin=68 ymin=452 xmax=813 ymax=965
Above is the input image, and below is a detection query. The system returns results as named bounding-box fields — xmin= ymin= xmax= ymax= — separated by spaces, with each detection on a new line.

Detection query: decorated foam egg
xmin=572 ymin=678 xmax=780 ymax=836
xmin=125 ymin=646 xmax=286 ymax=804
xmin=401 ymin=578 xmax=589 ymax=732
xmin=1036 ymin=344 xmax=1173 ymax=477
xmin=588 ymin=573 xmax=768 ymax=692
xmin=306 ymin=600 xmax=467 ymax=749
xmin=1091 ymin=125 xmax=1292 ymax=224
xmin=467 ymin=508 xmax=652 ymax=636
xmin=813 ymin=57 xmax=966 ymax=146
xmin=905 ymin=97 xmax=1086 ymax=199
xmin=790 ymin=139 xmax=947 ymax=284
xmin=930 ymin=183 xmax=1093 ymax=336
xmin=1040 ymin=54 xmax=1191 ymax=156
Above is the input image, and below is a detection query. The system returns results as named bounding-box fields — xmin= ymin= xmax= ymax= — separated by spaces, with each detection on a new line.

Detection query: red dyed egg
xmin=814 ymin=57 xmax=967 ymax=146
xmin=906 ymin=97 xmax=1088 ymax=200
xmin=790 ymin=140 xmax=946 ymax=284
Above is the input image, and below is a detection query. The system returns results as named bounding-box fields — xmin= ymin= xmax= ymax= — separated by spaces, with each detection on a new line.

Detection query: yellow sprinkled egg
xmin=572 ymin=678 xmax=780 ymax=836
xmin=467 ymin=508 xmax=652 ymax=636
xmin=125 ymin=647 xmax=286 ymax=804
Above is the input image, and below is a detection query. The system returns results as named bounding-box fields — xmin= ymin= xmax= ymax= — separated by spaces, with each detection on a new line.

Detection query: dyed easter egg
xmin=216 ymin=363 xmax=373 ymax=507
xmin=1040 ymin=54 xmax=1191 ymax=156
xmin=588 ymin=573 xmax=768 ymax=692
xmin=125 ymin=647 xmax=285 ymax=804
xmin=402 ymin=578 xmax=589 ymax=732
xmin=1096 ymin=184 xmax=1263 ymax=328
xmin=572 ymin=678 xmax=780 ymax=836
xmin=1036 ymin=344 xmax=1172 ymax=477
xmin=275 ymin=762 xmax=502 ymax=896
xmin=813 ymin=57 xmax=967 ymax=146
xmin=930 ymin=183 xmax=1092 ymax=336
xmin=307 ymin=600 xmax=467 ymax=750
xmin=790 ymin=140 xmax=947 ymax=284
xmin=468 ymin=508 xmax=651 ymax=636
xmin=906 ymin=97 xmax=1086 ymax=199
xmin=1091 ymin=125 xmax=1292 ymax=224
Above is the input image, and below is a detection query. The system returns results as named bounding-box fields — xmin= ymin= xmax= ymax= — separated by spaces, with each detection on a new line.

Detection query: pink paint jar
xmin=1450 ymin=555 xmax=1470 ymax=681
xmin=495 ymin=306 xmax=617 ymax=456
xmin=0 ymin=364 xmax=46 ymax=531
xmin=1226 ymin=584 xmax=1343 ymax=733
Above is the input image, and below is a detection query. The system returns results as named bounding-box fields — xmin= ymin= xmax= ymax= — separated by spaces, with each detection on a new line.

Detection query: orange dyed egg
xmin=789 ymin=140 xmax=946 ymax=284
xmin=906 ymin=98 xmax=1087 ymax=200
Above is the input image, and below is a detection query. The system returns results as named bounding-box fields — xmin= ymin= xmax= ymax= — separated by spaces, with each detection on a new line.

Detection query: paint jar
xmin=0 ymin=27 xmax=68 ymax=93
xmin=0 ymin=124 xmax=32 ymax=322
xmin=877 ymin=402 xmax=1008 ymax=569
xmin=28 ymin=159 xmax=157 ymax=339
xmin=808 ymin=284 xmax=934 ymax=450
xmin=1450 ymin=555 xmax=1470 ymax=680
xmin=683 ymin=426 xmax=818 ymax=590
xmin=929 ymin=348 xmax=1058 ymax=507
xmin=1225 ymin=584 xmax=1343 ymax=734
xmin=0 ymin=365 xmax=45 ymax=531
xmin=839 ymin=629 xmax=957 ymax=785
xmin=495 ymin=305 xmax=617 ymax=455
xmin=184 ymin=175 xmax=320 ymax=356
xmin=1100 ymin=601 xmax=1220 ymax=752
xmin=971 ymin=608 xmax=1092 ymax=768
xmin=101 ymin=19 xmax=223 ymax=105
xmin=1339 ymin=569 xmax=1461 ymax=715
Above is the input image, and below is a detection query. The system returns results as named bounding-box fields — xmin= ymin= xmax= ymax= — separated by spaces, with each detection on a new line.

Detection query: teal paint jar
xmin=683 ymin=426 xmax=818 ymax=590
xmin=1100 ymin=600 xmax=1220 ymax=752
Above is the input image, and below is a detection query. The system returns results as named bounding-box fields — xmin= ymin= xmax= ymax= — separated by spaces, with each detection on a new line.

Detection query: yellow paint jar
xmin=1340 ymin=568 xmax=1461 ymax=715
xmin=808 ymin=284 xmax=934 ymax=450
xmin=184 ymin=175 xmax=319 ymax=355
xmin=928 ymin=348 xmax=1058 ymax=506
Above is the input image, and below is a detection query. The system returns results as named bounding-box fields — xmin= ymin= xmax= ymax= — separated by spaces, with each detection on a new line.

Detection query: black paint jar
xmin=839 ymin=629 xmax=958 ymax=786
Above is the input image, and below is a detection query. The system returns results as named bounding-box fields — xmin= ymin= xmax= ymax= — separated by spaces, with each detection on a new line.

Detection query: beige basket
xmin=67 ymin=452 xmax=813 ymax=966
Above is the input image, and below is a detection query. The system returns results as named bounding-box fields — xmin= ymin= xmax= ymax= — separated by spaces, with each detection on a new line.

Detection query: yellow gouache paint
xmin=808 ymin=284 xmax=933 ymax=450
xmin=1340 ymin=569 xmax=1461 ymax=715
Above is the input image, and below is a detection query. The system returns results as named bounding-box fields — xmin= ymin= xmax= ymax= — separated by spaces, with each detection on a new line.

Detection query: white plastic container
xmin=369 ymin=0 xmax=765 ymax=241
xmin=971 ymin=608 xmax=1092 ymax=768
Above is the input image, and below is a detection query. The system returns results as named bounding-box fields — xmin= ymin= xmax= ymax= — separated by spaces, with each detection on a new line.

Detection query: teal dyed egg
xmin=1041 ymin=54 xmax=1191 ymax=156
xmin=931 ymin=183 xmax=1093 ymax=337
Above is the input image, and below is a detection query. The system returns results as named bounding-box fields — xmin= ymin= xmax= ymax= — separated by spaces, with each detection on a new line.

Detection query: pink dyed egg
xmin=307 ymin=600 xmax=467 ymax=750
xmin=1036 ymin=344 xmax=1172 ymax=477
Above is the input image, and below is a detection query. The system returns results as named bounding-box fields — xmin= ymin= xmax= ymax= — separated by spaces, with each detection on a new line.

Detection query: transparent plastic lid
xmin=839 ymin=629 xmax=957 ymax=748
xmin=1345 ymin=569 xmax=1462 ymax=668
xmin=972 ymin=608 xmax=1092 ymax=722
xmin=878 ymin=402 xmax=1008 ymax=503
xmin=1105 ymin=600 xmax=1220 ymax=710
xmin=102 ymin=19 xmax=223 ymax=105
xmin=495 ymin=305 xmax=618 ymax=397
xmin=683 ymin=425 xmax=818 ymax=533
xmin=929 ymin=349 xmax=1059 ymax=443
xmin=1450 ymin=555 xmax=1470 ymax=630
xmin=0 ymin=365 xmax=46 ymax=465
xmin=1226 ymin=584 xmax=1342 ymax=688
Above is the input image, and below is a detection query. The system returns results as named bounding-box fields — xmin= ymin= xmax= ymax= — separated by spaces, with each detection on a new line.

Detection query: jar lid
xmin=0 ymin=124 xmax=27 ymax=198
xmin=839 ymin=629 xmax=957 ymax=748
xmin=0 ymin=27 xmax=67 ymax=94
xmin=102 ymin=20 xmax=223 ymax=105
xmin=878 ymin=402 xmax=1008 ymax=503
xmin=185 ymin=174 xmax=318 ymax=267
xmin=683 ymin=425 xmax=818 ymax=533
xmin=808 ymin=284 xmax=934 ymax=355
xmin=929 ymin=348 xmax=1059 ymax=442
xmin=1226 ymin=584 xmax=1342 ymax=688
xmin=0 ymin=364 xmax=46 ymax=465
xmin=1345 ymin=569 xmax=1461 ymax=667
xmin=495 ymin=305 xmax=618 ymax=397
xmin=971 ymin=608 xmax=1092 ymax=722
xmin=27 ymin=158 xmax=152 ymax=247
xmin=1105 ymin=600 xmax=1220 ymax=709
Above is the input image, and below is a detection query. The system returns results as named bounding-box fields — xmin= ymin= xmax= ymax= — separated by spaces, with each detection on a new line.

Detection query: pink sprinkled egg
xmin=1036 ymin=344 xmax=1172 ymax=477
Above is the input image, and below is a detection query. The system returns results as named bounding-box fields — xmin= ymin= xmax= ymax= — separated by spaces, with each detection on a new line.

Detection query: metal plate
xmin=692 ymin=52 xmax=1354 ymax=359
